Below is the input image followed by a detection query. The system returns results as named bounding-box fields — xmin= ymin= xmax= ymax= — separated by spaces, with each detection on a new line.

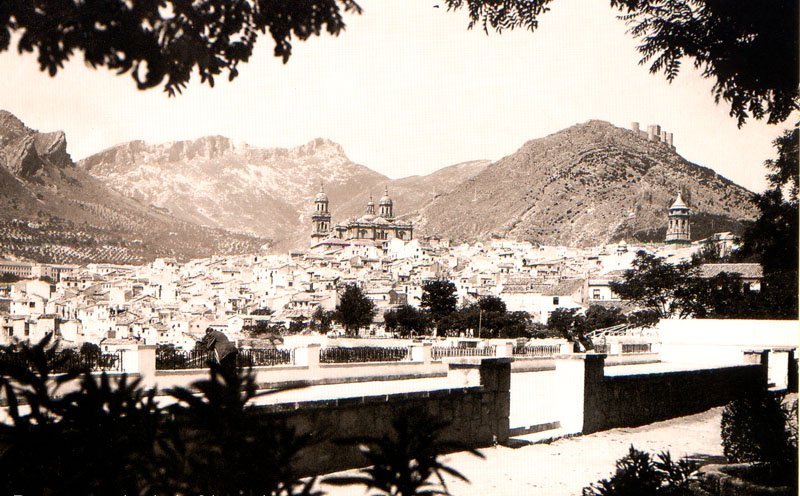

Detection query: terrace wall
xmin=257 ymin=358 xmax=511 ymax=476
xmin=555 ymin=351 xmax=769 ymax=435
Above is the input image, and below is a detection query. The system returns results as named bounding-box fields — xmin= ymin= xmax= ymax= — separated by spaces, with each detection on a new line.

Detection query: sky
xmin=0 ymin=0 xmax=792 ymax=193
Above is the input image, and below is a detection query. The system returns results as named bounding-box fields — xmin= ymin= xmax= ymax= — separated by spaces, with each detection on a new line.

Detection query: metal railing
xmin=0 ymin=349 xmax=123 ymax=373
xmin=155 ymin=347 xmax=293 ymax=370
xmin=622 ymin=343 xmax=652 ymax=354
xmin=512 ymin=344 xmax=561 ymax=357
xmin=319 ymin=346 xmax=409 ymax=364
xmin=431 ymin=345 xmax=496 ymax=361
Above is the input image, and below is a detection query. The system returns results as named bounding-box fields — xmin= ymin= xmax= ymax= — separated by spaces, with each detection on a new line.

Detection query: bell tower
xmin=311 ymin=185 xmax=331 ymax=243
xmin=378 ymin=186 xmax=393 ymax=219
xmin=665 ymin=193 xmax=691 ymax=244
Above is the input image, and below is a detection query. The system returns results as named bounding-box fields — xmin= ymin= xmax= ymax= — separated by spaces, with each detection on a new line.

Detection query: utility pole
xmin=478 ymin=308 xmax=483 ymax=339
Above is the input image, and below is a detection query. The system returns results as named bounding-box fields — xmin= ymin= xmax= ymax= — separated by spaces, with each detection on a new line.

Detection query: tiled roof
xmin=699 ymin=263 xmax=763 ymax=279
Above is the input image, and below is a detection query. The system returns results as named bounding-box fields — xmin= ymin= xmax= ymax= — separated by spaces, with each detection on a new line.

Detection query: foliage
xmin=0 ymin=334 xmax=164 ymax=495
xmin=626 ymin=309 xmax=660 ymax=329
xmin=735 ymin=127 xmax=799 ymax=319
xmin=584 ymin=305 xmax=627 ymax=331
xmin=0 ymin=336 xmax=320 ymax=495
xmin=79 ymin=341 xmax=101 ymax=356
xmin=609 ymin=251 xmax=694 ymax=318
xmin=582 ymin=445 xmax=698 ymax=496
xmin=444 ymin=0 xmax=798 ymax=126
xmin=244 ymin=319 xmax=286 ymax=337
xmin=547 ymin=307 xmax=587 ymax=340
xmin=309 ymin=306 xmax=335 ymax=333
xmin=721 ymin=392 xmax=798 ymax=469
xmin=528 ymin=321 xmax=560 ymax=339
xmin=324 ymin=410 xmax=483 ymax=496
xmin=0 ymin=0 xmax=363 ymax=95
xmin=288 ymin=316 xmax=307 ymax=334
xmin=334 ymin=283 xmax=377 ymax=336
xmin=251 ymin=307 xmax=275 ymax=316
xmin=162 ymin=364 xmax=319 ymax=496
xmin=384 ymin=304 xmax=432 ymax=337
xmin=437 ymin=299 xmax=532 ymax=339
xmin=420 ymin=280 xmax=458 ymax=332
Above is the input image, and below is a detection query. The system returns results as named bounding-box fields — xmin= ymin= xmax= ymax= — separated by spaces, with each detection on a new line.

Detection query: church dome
xmin=315 ymin=191 xmax=329 ymax=202
xmin=379 ymin=187 xmax=392 ymax=205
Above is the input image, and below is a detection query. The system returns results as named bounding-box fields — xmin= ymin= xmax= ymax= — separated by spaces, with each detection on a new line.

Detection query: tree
xmin=584 ymin=305 xmax=627 ymax=331
xmin=547 ymin=307 xmax=589 ymax=347
xmin=383 ymin=305 xmax=431 ymax=337
xmin=1 ymin=0 xmax=363 ymax=95
xmin=735 ymin=127 xmax=799 ymax=319
xmin=609 ymin=251 xmax=694 ymax=318
xmin=334 ymin=284 xmax=377 ymax=336
xmin=309 ymin=306 xmax=335 ymax=334
xmin=444 ymin=0 xmax=798 ymax=126
xmin=420 ymin=280 xmax=458 ymax=334
xmin=287 ymin=317 xmax=306 ymax=334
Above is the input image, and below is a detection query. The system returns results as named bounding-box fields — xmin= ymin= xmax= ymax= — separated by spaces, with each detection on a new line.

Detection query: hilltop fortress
xmin=631 ymin=122 xmax=676 ymax=151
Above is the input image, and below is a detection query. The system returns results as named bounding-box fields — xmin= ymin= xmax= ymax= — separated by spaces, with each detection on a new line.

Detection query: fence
xmin=622 ymin=343 xmax=652 ymax=354
xmin=431 ymin=345 xmax=496 ymax=361
xmin=156 ymin=347 xmax=294 ymax=370
xmin=0 ymin=349 xmax=123 ymax=373
xmin=318 ymin=346 xmax=409 ymax=364
xmin=512 ymin=344 xmax=561 ymax=358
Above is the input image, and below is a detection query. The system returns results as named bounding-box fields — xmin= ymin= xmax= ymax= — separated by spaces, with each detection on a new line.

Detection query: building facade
xmin=311 ymin=187 xmax=413 ymax=245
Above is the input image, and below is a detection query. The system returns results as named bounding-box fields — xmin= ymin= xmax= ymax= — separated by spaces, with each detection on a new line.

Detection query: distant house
xmin=699 ymin=263 xmax=763 ymax=292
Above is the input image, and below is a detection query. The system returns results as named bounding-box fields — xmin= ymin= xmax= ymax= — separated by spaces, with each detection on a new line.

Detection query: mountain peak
xmin=0 ymin=110 xmax=72 ymax=177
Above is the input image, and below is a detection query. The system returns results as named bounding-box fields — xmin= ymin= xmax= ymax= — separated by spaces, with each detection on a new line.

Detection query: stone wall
xmin=582 ymin=353 xmax=767 ymax=434
xmin=255 ymin=358 xmax=511 ymax=476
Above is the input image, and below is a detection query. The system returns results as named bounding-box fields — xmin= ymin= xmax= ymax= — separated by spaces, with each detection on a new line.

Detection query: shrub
xmin=324 ymin=410 xmax=483 ymax=496
xmin=720 ymin=391 xmax=798 ymax=487
xmin=582 ymin=445 xmax=697 ymax=496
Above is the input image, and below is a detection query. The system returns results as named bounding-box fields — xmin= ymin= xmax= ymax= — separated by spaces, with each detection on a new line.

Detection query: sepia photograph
xmin=0 ymin=0 xmax=797 ymax=494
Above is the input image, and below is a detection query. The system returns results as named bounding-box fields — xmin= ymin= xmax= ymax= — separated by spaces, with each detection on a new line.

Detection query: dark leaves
xmin=2 ymin=0 xmax=362 ymax=94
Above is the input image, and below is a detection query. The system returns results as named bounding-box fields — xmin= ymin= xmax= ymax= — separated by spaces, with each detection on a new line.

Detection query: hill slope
xmin=0 ymin=111 xmax=267 ymax=264
xmin=414 ymin=120 xmax=757 ymax=245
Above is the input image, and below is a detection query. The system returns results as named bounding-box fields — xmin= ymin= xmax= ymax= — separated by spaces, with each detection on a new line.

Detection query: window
xmin=592 ymin=289 xmax=601 ymax=300
xmin=553 ymin=297 xmax=559 ymax=305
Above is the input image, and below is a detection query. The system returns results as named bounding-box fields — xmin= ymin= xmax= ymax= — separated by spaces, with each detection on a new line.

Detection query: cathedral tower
xmin=379 ymin=186 xmax=393 ymax=219
xmin=311 ymin=185 xmax=331 ymax=242
xmin=665 ymin=193 xmax=691 ymax=244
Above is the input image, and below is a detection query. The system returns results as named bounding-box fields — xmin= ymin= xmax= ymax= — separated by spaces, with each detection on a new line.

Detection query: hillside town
xmin=0 ymin=192 xmax=761 ymax=352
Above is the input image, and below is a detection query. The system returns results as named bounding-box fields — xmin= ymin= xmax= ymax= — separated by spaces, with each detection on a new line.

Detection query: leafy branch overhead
xmin=444 ymin=0 xmax=798 ymax=126
xmin=0 ymin=0 xmax=363 ymax=95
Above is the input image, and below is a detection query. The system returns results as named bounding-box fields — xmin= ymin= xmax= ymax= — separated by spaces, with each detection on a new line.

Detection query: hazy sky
xmin=0 ymin=0 xmax=792 ymax=193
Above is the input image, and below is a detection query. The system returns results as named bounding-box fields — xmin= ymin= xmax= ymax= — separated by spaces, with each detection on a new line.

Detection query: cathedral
xmin=311 ymin=186 xmax=413 ymax=246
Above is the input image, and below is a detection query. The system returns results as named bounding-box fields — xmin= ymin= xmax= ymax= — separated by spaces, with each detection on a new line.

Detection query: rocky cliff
xmin=0 ymin=111 xmax=268 ymax=263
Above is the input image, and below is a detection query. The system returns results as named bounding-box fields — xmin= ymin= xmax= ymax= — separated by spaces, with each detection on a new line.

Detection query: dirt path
xmin=318 ymin=407 xmax=725 ymax=496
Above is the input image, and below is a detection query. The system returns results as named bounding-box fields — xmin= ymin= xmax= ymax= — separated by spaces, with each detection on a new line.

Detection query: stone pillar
xmin=554 ymin=353 xmax=606 ymax=435
xmin=295 ymin=344 xmax=321 ymax=369
xmin=743 ymin=349 xmax=769 ymax=390
xmin=559 ymin=341 xmax=573 ymax=355
xmin=447 ymin=361 xmax=481 ymax=387
xmin=495 ymin=341 xmax=514 ymax=358
xmin=121 ymin=345 xmax=157 ymax=390
xmin=479 ymin=357 xmax=511 ymax=444
xmin=410 ymin=342 xmax=432 ymax=364
xmin=608 ymin=341 xmax=622 ymax=355
xmin=788 ymin=349 xmax=797 ymax=393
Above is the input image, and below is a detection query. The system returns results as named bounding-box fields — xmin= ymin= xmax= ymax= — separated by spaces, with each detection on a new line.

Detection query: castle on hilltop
xmin=311 ymin=186 xmax=413 ymax=246
xmin=631 ymin=122 xmax=676 ymax=152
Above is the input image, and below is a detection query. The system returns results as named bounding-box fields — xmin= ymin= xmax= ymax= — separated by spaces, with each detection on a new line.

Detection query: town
xmin=0 ymin=190 xmax=759 ymax=352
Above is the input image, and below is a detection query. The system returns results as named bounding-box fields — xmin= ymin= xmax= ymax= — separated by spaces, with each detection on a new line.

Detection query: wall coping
xmin=554 ymin=353 xmax=607 ymax=360
xmin=255 ymin=385 xmax=484 ymax=414
xmin=318 ymin=360 xmax=423 ymax=369
xmin=155 ymin=364 xmax=308 ymax=376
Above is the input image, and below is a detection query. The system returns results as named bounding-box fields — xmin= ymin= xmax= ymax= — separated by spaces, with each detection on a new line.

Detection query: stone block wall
xmin=255 ymin=358 xmax=511 ymax=476
xmin=582 ymin=354 xmax=766 ymax=434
